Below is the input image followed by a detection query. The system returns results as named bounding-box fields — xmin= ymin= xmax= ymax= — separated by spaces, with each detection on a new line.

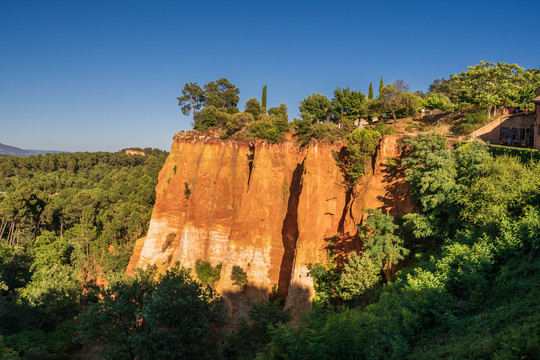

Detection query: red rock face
xmin=127 ymin=131 xmax=414 ymax=316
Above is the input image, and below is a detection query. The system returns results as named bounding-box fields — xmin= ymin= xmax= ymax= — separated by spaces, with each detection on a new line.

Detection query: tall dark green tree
xmin=193 ymin=106 xmax=218 ymax=131
xmin=368 ymin=82 xmax=374 ymax=100
xmin=428 ymin=61 xmax=540 ymax=107
xmin=79 ymin=266 xmax=226 ymax=360
xmin=299 ymin=94 xmax=332 ymax=122
xmin=204 ymin=78 xmax=240 ymax=109
xmin=332 ymin=87 xmax=367 ymax=121
xmin=245 ymin=98 xmax=264 ymax=118
xmin=379 ymin=77 xmax=384 ymax=96
xmin=378 ymin=80 xmax=421 ymax=121
xmin=268 ymin=104 xmax=288 ymax=120
xmin=177 ymin=82 xmax=205 ymax=117
xmin=357 ymin=209 xmax=409 ymax=281
xmin=261 ymin=84 xmax=267 ymax=113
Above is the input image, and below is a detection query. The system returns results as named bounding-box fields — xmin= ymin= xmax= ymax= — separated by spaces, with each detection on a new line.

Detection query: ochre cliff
xmin=127 ymin=131 xmax=414 ymax=316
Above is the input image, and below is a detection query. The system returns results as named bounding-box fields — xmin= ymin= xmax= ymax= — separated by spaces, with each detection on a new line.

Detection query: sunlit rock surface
xmin=127 ymin=131 xmax=414 ymax=316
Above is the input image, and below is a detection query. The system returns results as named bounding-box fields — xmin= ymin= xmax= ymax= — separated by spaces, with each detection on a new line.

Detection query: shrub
xmin=183 ymin=182 xmax=191 ymax=200
xmin=273 ymin=115 xmax=289 ymax=134
xmin=194 ymin=106 xmax=218 ymax=131
xmin=224 ymin=107 xmax=240 ymax=114
xmin=215 ymin=110 xmax=232 ymax=127
xmin=451 ymin=108 xmax=488 ymax=134
xmin=245 ymin=98 xmax=264 ymax=118
xmin=310 ymin=122 xmax=344 ymax=142
xmin=464 ymin=108 xmax=488 ymax=124
xmin=333 ymin=127 xmax=382 ymax=188
xmin=423 ymin=93 xmax=454 ymax=111
xmin=293 ymin=118 xmax=346 ymax=147
xmin=449 ymin=113 xmax=464 ymax=122
xmin=268 ymin=104 xmax=288 ymax=119
xmin=452 ymin=122 xmax=476 ymax=134
xmin=489 ymin=145 xmax=540 ymax=163
xmin=373 ymin=122 xmax=396 ymax=135
xmin=223 ymin=297 xmax=292 ymax=358
xmin=162 ymin=233 xmax=176 ymax=252
xmin=194 ymin=260 xmax=221 ymax=284
xmin=231 ymin=266 xmax=247 ymax=289
xmin=223 ymin=112 xmax=254 ymax=138
xmin=251 ymin=117 xmax=280 ymax=143
xmin=79 ymin=266 xmax=227 ymax=360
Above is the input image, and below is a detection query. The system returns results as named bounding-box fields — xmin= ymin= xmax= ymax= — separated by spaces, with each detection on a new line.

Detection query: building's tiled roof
xmin=533 ymin=95 xmax=540 ymax=103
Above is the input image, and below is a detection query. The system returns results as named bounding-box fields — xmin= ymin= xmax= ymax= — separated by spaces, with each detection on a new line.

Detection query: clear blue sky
xmin=1 ymin=0 xmax=538 ymax=152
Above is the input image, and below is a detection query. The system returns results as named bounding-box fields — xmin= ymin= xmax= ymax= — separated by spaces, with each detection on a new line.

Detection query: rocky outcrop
xmin=127 ymin=131 xmax=414 ymax=315
xmin=125 ymin=149 xmax=146 ymax=156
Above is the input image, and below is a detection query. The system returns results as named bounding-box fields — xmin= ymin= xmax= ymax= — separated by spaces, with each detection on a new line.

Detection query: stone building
xmin=533 ymin=95 xmax=540 ymax=150
xmin=472 ymin=97 xmax=540 ymax=150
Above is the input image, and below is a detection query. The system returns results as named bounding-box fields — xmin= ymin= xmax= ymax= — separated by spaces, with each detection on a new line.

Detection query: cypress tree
xmin=368 ymin=82 xmax=374 ymax=100
xmin=262 ymin=84 xmax=267 ymax=114
xmin=379 ymin=77 xmax=384 ymax=95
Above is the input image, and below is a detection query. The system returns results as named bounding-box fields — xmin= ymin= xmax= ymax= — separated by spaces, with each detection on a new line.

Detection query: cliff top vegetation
xmin=178 ymin=62 xmax=540 ymax=144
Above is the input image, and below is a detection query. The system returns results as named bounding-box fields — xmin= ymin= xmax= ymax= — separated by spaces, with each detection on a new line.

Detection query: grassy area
xmin=451 ymin=108 xmax=488 ymax=134
xmin=405 ymin=121 xmax=430 ymax=133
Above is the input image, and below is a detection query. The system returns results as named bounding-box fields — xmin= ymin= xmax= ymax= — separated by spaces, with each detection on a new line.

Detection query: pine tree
xmin=368 ymin=82 xmax=374 ymax=100
xmin=261 ymin=84 xmax=267 ymax=114
xmin=379 ymin=77 xmax=384 ymax=96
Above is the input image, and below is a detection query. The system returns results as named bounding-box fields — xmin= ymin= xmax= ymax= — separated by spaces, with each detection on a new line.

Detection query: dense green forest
xmin=0 ymin=150 xmax=168 ymax=358
xmin=261 ymin=137 xmax=540 ymax=359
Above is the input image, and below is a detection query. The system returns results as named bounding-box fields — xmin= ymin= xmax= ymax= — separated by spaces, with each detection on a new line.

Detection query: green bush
xmin=373 ymin=121 xmax=397 ymax=135
xmin=194 ymin=260 xmax=221 ymax=284
xmin=273 ymin=115 xmax=289 ymax=134
xmin=183 ymin=182 xmax=191 ymax=199
xmin=194 ymin=106 xmax=218 ymax=131
xmin=223 ymin=297 xmax=291 ymax=359
xmin=423 ymin=93 xmax=454 ymax=111
xmin=464 ymin=108 xmax=488 ymax=124
xmin=224 ymin=106 xmax=240 ymax=114
xmin=244 ymin=98 xmax=264 ymax=118
xmin=215 ymin=109 xmax=232 ymax=127
xmin=79 ymin=266 xmax=227 ymax=360
xmin=267 ymin=104 xmax=288 ymax=119
xmin=250 ymin=118 xmax=280 ymax=143
xmin=292 ymin=117 xmax=348 ymax=147
xmin=451 ymin=108 xmax=488 ymax=134
xmin=489 ymin=145 xmax=540 ymax=163
xmin=333 ymin=127 xmax=382 ymax=188
xmin=231 ymin=266 xmax=247 ymax=289
xmin=452 ymin=122 xmax=478 ymax=134
xmin=222 ymin=112 xmax=254 ymax=139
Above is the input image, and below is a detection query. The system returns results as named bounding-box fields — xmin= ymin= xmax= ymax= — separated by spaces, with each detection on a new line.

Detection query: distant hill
xmin=0 ymin=142 xmax=63 ymax=156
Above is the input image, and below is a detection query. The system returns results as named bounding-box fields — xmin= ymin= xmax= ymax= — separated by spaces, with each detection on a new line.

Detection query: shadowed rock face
xmin=127 ymin=131 xmax=414 ymax=316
